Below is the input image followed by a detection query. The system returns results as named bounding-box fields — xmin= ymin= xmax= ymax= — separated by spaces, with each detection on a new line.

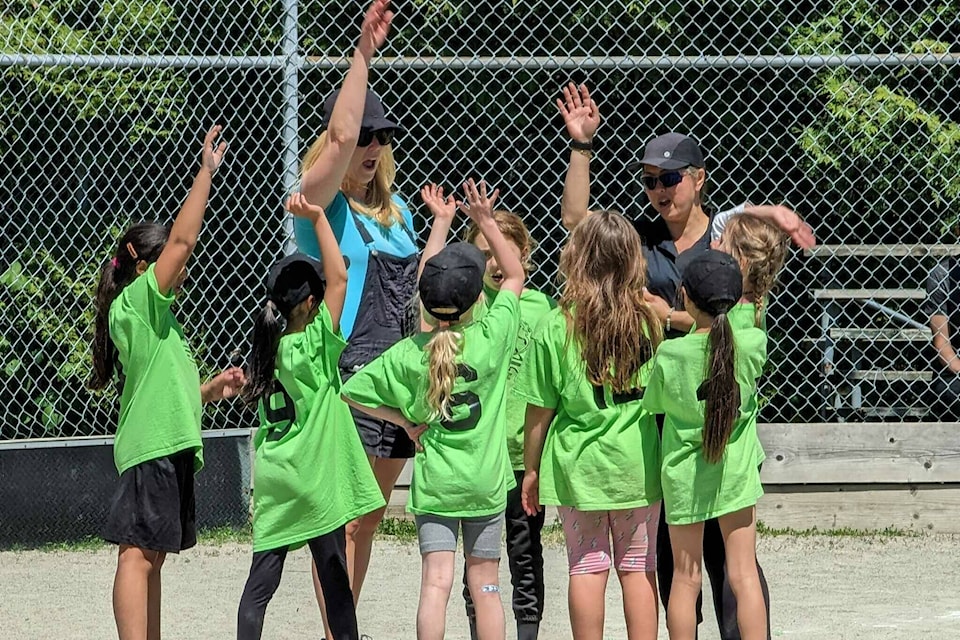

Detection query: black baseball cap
xmin=266 ymin=253 xmax=325 ymax=316
xmin=681 ymin=250 xmax=743 ymax=316
xmin=419 ymin=243 xmax=486 ymax=321
xmin=637 ymin=132 xmax=706 ymax=170
xmin=322 ymin=88 xmax=402 ymax=133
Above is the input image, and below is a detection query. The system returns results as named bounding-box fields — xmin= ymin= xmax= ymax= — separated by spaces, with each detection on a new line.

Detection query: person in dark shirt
xmin=924 ymin=258 xmax=960 ymax=418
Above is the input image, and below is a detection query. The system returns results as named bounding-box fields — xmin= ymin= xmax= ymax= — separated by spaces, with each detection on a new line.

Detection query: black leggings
xmin=656 ymin=503 xmax=771 ymax=640
xmin=463 ymin=469 xmax=545 ymax=640
xmin=237 ymin=526 xmax=357 ymax=640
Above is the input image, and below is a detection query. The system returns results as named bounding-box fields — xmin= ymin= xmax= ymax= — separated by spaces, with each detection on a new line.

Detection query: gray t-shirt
xmin=924 ymin=259 xmax=960 ymax=352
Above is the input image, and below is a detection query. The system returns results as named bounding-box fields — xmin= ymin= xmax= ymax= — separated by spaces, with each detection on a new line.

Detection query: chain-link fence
xmin=2 ymin=1 xmax=959 ymax=442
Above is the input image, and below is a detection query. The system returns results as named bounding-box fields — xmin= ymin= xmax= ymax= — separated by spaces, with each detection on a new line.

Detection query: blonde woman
xmin=292 ymin=1 xmax=420 ymax=633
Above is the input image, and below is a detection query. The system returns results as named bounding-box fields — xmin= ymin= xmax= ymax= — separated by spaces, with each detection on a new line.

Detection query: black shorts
xmin=102 ymin=448 xmax=197 ymax=553
xmin=351 ymin=405 xmax=415 ymax=459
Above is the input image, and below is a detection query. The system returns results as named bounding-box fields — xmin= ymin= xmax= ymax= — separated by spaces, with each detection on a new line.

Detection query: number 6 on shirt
xmin=439 ymin=364 xmax=482 ymax=431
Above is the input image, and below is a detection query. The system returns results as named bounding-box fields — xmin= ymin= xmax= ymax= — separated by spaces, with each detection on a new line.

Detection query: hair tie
xmin=110 ymin=257 xmax=119 ymax=268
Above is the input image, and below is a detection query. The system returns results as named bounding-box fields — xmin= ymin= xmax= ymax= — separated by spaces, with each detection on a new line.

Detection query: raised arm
xmin=286 ymin=193 xmax=348 ymax=333
xmin=418 ymin=183 xmax=458 ymax=278
xmin=461 ymin=179 xmax=524 ymax=297
xmin=721 ymin=203 xmax=816 ymax=250
xmin=154 ymin=125 xmax=226 ymax=295
xmin=557 ymin=83 xmax=600 ymax=231
xmin=298 ymin=0 xmax=393 ymax=209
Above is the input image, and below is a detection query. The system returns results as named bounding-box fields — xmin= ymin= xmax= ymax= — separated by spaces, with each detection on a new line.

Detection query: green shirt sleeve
xmin=516 ymin=310 xmax=563 ymax=409
xmin=641 ymin=351 xmax=666 ymax=415
xmin=124 ymin=263 xmax=177 ymax=333
xmin=341 ymin=341 xmax=424 ymax=424
xmin=303 ymin=303 xmax=347 ymax=389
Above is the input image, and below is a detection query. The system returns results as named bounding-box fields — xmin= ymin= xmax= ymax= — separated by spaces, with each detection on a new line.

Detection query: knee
xmin=725 ymin=563 xmax=760 ymax=596
xmin=355 ymin=507 xmax=387 ymax=538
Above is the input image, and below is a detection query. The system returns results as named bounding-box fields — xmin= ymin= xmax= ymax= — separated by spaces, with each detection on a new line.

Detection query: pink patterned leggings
xmin=557 ymin=503 xmax=661 ymax=575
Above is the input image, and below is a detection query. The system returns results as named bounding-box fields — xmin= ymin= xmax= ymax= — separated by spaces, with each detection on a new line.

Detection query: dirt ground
xmin=2 ymin=533 xmax=959 ymax=639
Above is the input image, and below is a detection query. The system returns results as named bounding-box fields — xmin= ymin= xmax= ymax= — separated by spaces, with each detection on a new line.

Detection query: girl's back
xmin=519 ymin=307 xmax=661 ymax=511
xmin=343 ymin=291 xmax=520 ymax=517
xmin=646 ymin=325 xmax=767 ymax=525
xmin=252 ymin=302 xmax=384 ymax=552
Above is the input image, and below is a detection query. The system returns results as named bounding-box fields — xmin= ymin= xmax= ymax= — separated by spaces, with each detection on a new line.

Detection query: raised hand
xmin=420 ymin=183 xmax=458 ymax=222
xmin=357 ymin=0 xmax=394 ymax=62
xmin=557 ymin=82 xmax=600 ymax=143
xmin=201 ymin=124 xmax=227 ymax=176
xmin=459 ymin=178 xmax=500 ymax=223
xmin=771 ymin=205 xmax=816 ymax=250
xmin=285 ymin=192 xmax=326 ymax=221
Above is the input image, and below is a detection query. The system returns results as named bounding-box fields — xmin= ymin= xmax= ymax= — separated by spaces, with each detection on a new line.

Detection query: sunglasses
xmin=641 ymin=171 xmax=686 ymax=190
xmin=357 ymin=127 xmax=395 ymax=147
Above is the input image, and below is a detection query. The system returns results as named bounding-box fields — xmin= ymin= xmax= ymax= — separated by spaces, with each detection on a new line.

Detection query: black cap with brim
xmin=681 ymin=249 xmax=743 ymax=316
xmin=635 ymin=132 xmax=706 ymax=171
xmin=322 ymin=88 xmax=403 ymax=133
xmin=419 ymin=243 xmax=486 ymax=321
xmin=266 ymin=253 xmax=326 ymax=316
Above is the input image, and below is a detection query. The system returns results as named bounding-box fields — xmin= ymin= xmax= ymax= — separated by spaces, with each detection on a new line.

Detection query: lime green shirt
xmin=252 ymin=304 xmax=385 ymax=552
xmin=342 ymin=292 xmax=521 ymax=518
xmin=643 ymin=327 xmax=767 ymax=525
xmin=108 ymin=264 xmax=202 ymax=474
xmin=483 ymin=285 xmax=558 ymax=470
xmin=516 ymin=308 xmax=662 ymax=511
xmin=725 ymin=300 xmax=767 ymax=465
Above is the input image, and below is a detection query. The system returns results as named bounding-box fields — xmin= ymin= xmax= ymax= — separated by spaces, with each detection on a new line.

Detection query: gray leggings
xmin=415 ymin=512 xmax=504 ymax=558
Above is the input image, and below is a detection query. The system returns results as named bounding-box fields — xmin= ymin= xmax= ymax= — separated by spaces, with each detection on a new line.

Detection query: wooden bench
xmin=805 ymin=244 xmax=960 ymax=421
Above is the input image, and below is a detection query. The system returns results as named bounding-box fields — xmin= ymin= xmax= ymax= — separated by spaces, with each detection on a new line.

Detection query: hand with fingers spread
xmin=285 ymin=192 xmax=326 ymax=222
xmin=201 ymin=124 xmax=227 ymax=177
xmin=420 ymin=183 xmax=458 ymax=222
xmin=357 ymin=0 xmax=394 ymax=63
xmin=557 ymin=82 xmax=600 ymax=143
xmin=459 ymin=178 xmax=500 ymax=224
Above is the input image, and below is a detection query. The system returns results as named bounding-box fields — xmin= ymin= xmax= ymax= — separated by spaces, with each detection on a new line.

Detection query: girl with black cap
xmin=236 ymin=194 xmax=384 ymax=640
xmin=341 ymin=180 xmax=523 ymax=640
xmin=642 ymin=250 xmax=768 ymax=640
xmin=292 ymin=0 xmax=421 ymax=627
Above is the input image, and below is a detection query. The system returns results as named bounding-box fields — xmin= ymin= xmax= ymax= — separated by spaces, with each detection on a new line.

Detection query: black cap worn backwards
xmin=682 ymin=249 xmax=743 ymax=316
xmin=266 ymin=253 xmax=325 ymax=316
xmin=419 ymin=243 xmax=486 ymax=321
xmin=637 ymin=132 xmax=706 ymax=170
xmin=322 ymin=88 xmax=402 ymax=132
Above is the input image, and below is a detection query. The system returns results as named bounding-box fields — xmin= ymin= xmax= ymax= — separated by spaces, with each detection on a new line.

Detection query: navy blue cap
xmin=638 ymin=132 xmax=706 ymax=170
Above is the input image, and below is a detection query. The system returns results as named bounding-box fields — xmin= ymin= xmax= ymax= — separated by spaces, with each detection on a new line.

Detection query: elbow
xmin=325 ymin=123 xmax=359 ymax=148
xmin=560 ymin=206 xmax=585 ymax=232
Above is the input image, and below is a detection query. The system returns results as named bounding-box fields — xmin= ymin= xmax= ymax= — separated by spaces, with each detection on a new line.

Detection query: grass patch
xmin=197 ymin=525 xmax=253 ymax=545
xmin=376 ymin=517 xmax=418 ymax=541
xmin=756 ymin=520 xmax=921 ymax=538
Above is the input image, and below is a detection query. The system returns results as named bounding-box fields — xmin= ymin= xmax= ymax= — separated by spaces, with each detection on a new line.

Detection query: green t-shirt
xmin=516 ymin=308 xmax=662 ymax=511
xmin=108 ymin=264 xmax=203 ymax=474
xmin=719 ymin=301 xmax=768 ymax=465
xmin=483 ymin=285 xmax=558 ymax=469
xmin=252 ymin=304 xmax=385 ymax=552
xmin=342 ymin=292 xmax=521 ymax=518
xmin=643 ymin=327 xmax=767 ymax=525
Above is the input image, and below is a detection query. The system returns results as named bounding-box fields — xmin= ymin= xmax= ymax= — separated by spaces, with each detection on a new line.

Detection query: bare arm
xmin=741 ymin=204 xmax=816 ymax=250
xmin=461 ymin=179 xmax=524 ymax=297
xmin=286 ymin=193 xmax=348 ymax=332
xmin=299 ymin=1 xmax=393 ymax=209
xmin=521 ymin=404 xmax=556 ymax=516
xmin=154 ymin=125 xmax=226 ymax=295
xmin=931 ymin=314 xmax=960 ymax=374
xmin=643 ymin=289 xmax=696 ymax=333
xmin=418 ymin=184 xmax=458 ymax=278
xmin=557 ymin=83 xmax=600 ymax=231
xmin=343 ymin=396 xmax=412 ymax=428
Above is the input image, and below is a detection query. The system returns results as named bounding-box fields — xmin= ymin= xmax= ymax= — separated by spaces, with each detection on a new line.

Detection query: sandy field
xmin=2 ymin=533 xmax=959 ymax=639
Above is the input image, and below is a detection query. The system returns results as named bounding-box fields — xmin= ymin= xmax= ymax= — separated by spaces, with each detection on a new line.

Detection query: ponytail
xmin=242 ymin=300 xmax=285 ymax=406
xmin=754 ymin=297 xmax=765 ymax=329
xmin=88 ymin=223 xmax=168 ymax=391
xmin=425 ymin=327 xmax=462 ymax=421
xmin=702 ymin=312 xmax=740 ymax=463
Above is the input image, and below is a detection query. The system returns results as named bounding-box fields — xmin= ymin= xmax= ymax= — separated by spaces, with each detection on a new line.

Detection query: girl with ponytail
xmin=342 ymin=179 xmax=523 ymax=640
xmin=91 ymin=125 xmax=245 ymax=640
xmin=236 ymin=194 xmax=383 ymax=640
xmin=642 ymin=250 xmax=768 ymax=640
